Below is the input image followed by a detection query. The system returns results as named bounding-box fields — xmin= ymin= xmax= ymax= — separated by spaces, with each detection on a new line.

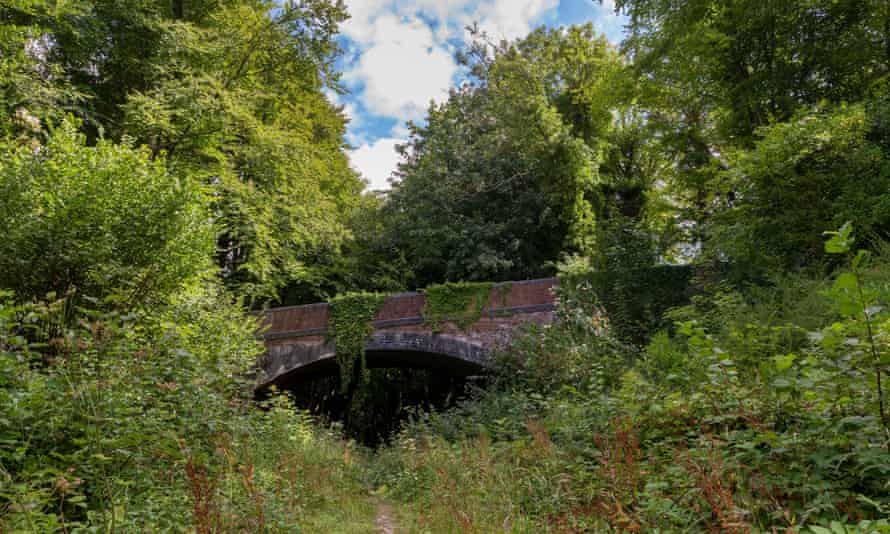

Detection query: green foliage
xmin=422 ymin=281 xmax=496 ymax=331
xmin=615 ymin=0 xmax=890 ymax=142
xmin=3 ymin=2 xmax=890 ymax=531
xmin=115 ymin=0 xmax=360 ymax=302
xmin=384 ymin=25 xmax=626 ymax=286
xmin=0 ymin=120 xmax=213 ymax=305
xmin=497 ymin=280 xmax=635 ymax=396
xmin=820 ymin=223 xmax=890 ymax=450
xmin=0 ymin=0 xmax=363 ymax=303
xmin=0 ymin=0 xmax=89 ymax=138
xmin=366 ymin=226 xmax=890 ymax=532
xmin=0 ymin=288 xmax=377 ymax=531
xmin=328 ymin=292 xmax=386 ymax=392
xmin=283 ymin=193 xmax=413 ymax=302
xmin=710 ymin=101 xmax=890 ymax=275
xmin=559 ymin=253 xmax=693 ymax=343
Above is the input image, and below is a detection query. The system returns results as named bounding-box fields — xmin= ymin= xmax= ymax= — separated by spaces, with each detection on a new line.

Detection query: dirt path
xmin=374 ymin=502 xmax=397 ymax=534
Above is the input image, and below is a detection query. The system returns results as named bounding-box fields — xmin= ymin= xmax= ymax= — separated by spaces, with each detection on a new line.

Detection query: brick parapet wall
xmin=256 ymin=279 xmax=559 ymax=389
xmin=258 ymin=278 xmax=558 ymax=341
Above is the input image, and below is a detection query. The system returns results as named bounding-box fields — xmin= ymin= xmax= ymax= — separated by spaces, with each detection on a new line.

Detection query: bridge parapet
xmin=256 ymin=278 xmax=558 ymax=390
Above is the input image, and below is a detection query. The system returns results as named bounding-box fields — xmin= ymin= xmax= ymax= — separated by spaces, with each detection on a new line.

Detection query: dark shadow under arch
xmin=256 ymin=332 xmax=490 ymax=392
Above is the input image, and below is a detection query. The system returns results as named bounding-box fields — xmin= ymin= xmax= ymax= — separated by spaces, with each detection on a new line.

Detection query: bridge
xmin=254 ymin=278 xmax=558 ymax=391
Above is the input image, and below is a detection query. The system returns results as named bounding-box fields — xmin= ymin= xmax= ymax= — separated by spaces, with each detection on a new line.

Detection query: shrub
xmin=0 ymin=120 xmax=214 ymax=306
xmin=710 ymin=99 xmax=890 ymax=277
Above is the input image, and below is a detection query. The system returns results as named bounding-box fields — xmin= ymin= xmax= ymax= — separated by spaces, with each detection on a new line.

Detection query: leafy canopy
xmin=0 ymin=120 xmax=213 ymax=305
xmin=0 ymin=0 xmax=363 ymax=304
xmin=384 ymin=25 xmax=627 ymax=286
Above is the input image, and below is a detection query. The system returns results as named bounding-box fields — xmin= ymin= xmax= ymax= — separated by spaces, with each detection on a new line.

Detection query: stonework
xmin=255 ymin=278 xmax=558 ymax=391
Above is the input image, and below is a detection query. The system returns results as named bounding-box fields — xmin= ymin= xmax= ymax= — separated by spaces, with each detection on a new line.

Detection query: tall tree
xmin=607 ymin=0 xmax=890 ymax=270
xmin=0 ymin=0 xmax=362 ymax=303
xmin=385 ymin=26 xmax=638 ymax=286
xmin=709 ymin=93 xmax=890 ymax=276
xmin=614 ymin=0 xmax=890 ymax=143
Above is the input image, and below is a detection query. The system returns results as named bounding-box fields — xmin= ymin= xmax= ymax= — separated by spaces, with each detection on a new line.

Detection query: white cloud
xmin=341 ymin=0 xmax=562 ymax=124
xmin=465 ymin=0 xmax=560 ymax=41
xmin=339 ymin=0 xmax=566 ymax=190
xmin=349 ymin=138 xmax=404 ymax=191
xmin=590 ymin=0 xmax=625 ymax=43
xmin=391 ymin=122 xmax=411 ymax=138
xmin=406 ymin=0 xmax=475 ymax=22
xmin=344 ymin=14 xmax=458 ymax=122
xmin=341 ymin=0 xmax=392 ymax=44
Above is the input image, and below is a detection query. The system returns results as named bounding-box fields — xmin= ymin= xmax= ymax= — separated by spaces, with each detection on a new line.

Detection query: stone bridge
xmin=255 ymin=278 xmax=558 ymax=391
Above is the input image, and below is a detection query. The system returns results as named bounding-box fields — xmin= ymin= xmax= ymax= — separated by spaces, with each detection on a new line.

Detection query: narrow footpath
xmin=375 ymin=502 xmax=398 ymax=534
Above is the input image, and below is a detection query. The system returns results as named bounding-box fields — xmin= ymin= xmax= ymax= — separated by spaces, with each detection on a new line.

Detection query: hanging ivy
xmin=328 ymin=292 xmax=386 ymax=392
xmin=422 ymin=281 xmax=498 ymax=331
xmin=494 ymin=281 xmax=512 ymax=315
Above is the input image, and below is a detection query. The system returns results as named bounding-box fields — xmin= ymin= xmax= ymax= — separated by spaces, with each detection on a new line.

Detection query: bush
xmin=710 ymin=98 xmax=890 ymax=276
xmin=0 ymin=288 xmax=375 ymax=531
xmin=0 ymin=120 xmax=214 ymax=305
xmin=369 ymin=232 xmax=890 ymax=531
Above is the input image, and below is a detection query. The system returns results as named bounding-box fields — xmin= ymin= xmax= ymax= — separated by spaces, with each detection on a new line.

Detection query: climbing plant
xmin=560 ymin=263 xmax=693 ymax=343
xmin=328 ymin=292 xmax=386 ymax=392
xmin=422 ymin=282 xmax=498 ymax=331
xmin=495 ymin=282 xmax=512 ymax=314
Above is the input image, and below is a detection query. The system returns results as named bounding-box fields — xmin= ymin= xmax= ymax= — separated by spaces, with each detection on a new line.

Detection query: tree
xmin=385 ymin=26 xmax=629 ymax=286
xmin=613 ymin=0 xmax=890 ymax=143
xmin=601 ymin=0 xmax=890 ymax=271
xmin=0 ymin=120 xmax=213 ymax=305
xmin=708 ymin=94 xmax=890 ymax=276
xmin=274 ymin=192 xmax=414 ymax=303
xmin=0 ymin=0 xmax=363 ymax=303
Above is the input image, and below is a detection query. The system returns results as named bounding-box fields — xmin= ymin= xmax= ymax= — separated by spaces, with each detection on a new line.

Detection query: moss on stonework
xmin=422 ymin=281 xmax=498 ymax=332
xmin=328 ymin=292 xmax=386 ymax=392
xmin=494 ymin=281 xmax=512 ymax=315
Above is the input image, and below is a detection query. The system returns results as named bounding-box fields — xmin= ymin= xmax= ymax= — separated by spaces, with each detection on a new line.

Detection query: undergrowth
xmin=366 ymin=227 xmax=890 ymax=533
xmin=0 ymin=289 xmax=375 ymax=532
xmin=5 ymin=228 xmax=890 ymax=532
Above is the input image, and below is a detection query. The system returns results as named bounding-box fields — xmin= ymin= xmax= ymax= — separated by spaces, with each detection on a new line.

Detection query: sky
xmin=333 ymin=0 xmax=627 ymax=191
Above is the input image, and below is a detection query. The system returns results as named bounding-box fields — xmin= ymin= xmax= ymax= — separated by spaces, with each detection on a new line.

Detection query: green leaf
xmin=829 ymin=521 xmax=848 ymax=534
xmin=824 ymin=222 xmax=855 ymax=254
xmin=773 ymin=353 xmax=797 ymax=371
xmin=833 ymin=272 xmax=858 ymax=292
xmin=852 ymin=249 xmax=870 ymax=269
xmin=772 ymin=377 xmax=793 ymax=390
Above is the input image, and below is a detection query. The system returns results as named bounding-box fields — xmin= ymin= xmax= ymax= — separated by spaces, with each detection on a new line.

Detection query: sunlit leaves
xmin=1 ymin=0 xmax=361 ymax=304
xmin=385 ymin=25 xmax=626 ymax=286
xmin=0 ymin=120 xmax=213 ymax=305
xmin=824 ymin=222 xmax=855 ymax=255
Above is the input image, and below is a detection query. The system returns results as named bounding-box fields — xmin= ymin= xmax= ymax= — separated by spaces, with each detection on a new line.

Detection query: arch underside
xmin=256 ymin=332 xmax=490 ymax=391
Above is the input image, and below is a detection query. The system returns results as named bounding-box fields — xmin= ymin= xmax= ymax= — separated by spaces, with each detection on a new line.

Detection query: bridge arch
xmin=254 ymin=278 xmax=558 ymax=392
xmin=256 ymin=332 xmax=490 ymax=391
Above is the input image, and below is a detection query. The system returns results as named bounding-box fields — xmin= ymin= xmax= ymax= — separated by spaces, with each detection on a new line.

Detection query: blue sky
xmin=332 ymin=0 xmax=627 ymax=190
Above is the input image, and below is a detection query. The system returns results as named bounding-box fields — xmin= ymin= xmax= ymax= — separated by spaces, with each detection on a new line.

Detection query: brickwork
xmin=256 ymin=278 xmax=558 ymax=390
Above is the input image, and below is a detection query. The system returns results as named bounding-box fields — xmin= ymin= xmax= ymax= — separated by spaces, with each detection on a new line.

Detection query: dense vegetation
xmin=1 ymin=0 xmax=889 ymax=531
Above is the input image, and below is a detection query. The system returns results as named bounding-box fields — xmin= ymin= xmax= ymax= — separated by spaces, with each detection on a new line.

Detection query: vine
xmin=422 ymin=281 xmax=498 ymax=331
xmin=494 ymin=281 xmax=512 ymax=316
xmin=328 ymin=292 xmax=386 ymax=392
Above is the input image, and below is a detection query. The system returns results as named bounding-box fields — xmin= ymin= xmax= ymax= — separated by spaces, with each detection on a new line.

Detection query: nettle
xmin=817 ymin=223 xmax=890 ymax=452
xmin=731 ymin=223 xmax=890 ymax=525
